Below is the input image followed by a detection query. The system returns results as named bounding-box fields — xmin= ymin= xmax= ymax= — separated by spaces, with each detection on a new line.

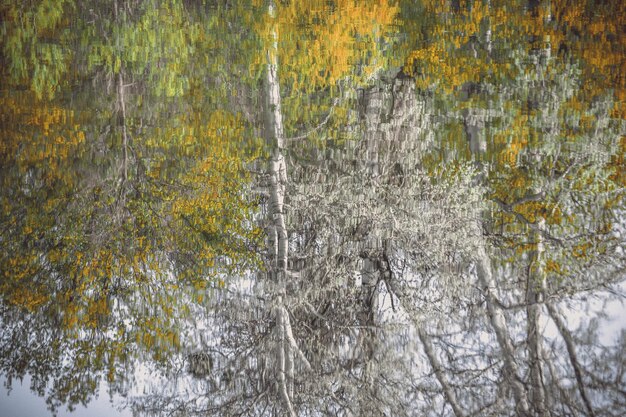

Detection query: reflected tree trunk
xmin=464 ymin=111 xmax=532 ymax=416
xmin=475 ymin=246 xmax=531 ymax=416
xmin=546 ymin=303 xmax=597 ymax=417
xmin=418 ymin=327 xmax=466 ymax=417
xmin=527 ymin=219 xmax=548 ymax=417
xmin=263 ymin=2 xmax=310 ymax=415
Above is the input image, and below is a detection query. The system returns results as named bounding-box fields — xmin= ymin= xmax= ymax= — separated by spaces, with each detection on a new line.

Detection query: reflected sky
xmin=0 ymin=376 xmax=132 ymax=417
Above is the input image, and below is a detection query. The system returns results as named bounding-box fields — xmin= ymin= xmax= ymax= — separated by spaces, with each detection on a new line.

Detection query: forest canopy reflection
xmin=1 ymin=1 xmax=624 ymax=416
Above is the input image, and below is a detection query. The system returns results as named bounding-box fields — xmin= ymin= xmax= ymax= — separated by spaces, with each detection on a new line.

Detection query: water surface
xmin=1 ymin=1 xmax=624 ymax=416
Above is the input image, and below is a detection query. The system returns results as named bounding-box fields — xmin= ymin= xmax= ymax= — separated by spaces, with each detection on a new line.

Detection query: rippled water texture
xmin=1 ymin=1 xmax=625 ymax=416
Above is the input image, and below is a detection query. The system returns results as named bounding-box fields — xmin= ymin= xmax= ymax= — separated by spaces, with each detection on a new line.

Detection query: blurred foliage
xmin=1 ymin=0 xmax=263 ymax=412
xmin=405 ymin=0 xmax=625 ymax=288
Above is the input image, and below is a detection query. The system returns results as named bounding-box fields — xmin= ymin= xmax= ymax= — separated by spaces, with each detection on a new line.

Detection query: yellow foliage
xmin=544 ymin=259 xmax=566 ymax=275
xmin=258 ymin=0 xmax=399 ymax=90
xmin=0 ymin=93 xmax=86 ymax=187
xmin=404 ymin=0 xmax=625 ymax=107
xmin=4 ymin=285 xmax=49 ymax=312
xmin=572 ymin=242 xmax=591 ymax=259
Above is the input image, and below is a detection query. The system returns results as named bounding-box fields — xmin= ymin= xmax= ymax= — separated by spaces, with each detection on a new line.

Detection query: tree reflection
xmin=1 ymin=1 xmax=260 ymax=414
xmin=1 ymin=1 xmax=624 ymax=417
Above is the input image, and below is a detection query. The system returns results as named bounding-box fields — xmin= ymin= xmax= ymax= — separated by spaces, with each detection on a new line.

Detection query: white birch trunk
xmin=546 ymin=303 xmax=596 ymax=417
xmin=265 ymin=2 xmax=288 ymax=276
xmin=263 ymin=4 xmax=310 ymax=415
xmin=465 ymin=112 xmax=531 ymax=416
xmin=418 ymin=328 xmax=466 ymax=417
xmin=475 ymin=247 xmax=530 ymax=416
xmin=527 ymin=218 xmax=548 ymax=417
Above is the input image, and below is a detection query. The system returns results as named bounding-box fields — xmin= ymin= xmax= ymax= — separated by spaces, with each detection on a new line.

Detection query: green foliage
xmin=84 ymin=0 xmax=197 ymax=97
xmin=1 ymin=0 xmax=75 ymax=99
xmin=0 ymin=1 xmax=264 ymax=410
